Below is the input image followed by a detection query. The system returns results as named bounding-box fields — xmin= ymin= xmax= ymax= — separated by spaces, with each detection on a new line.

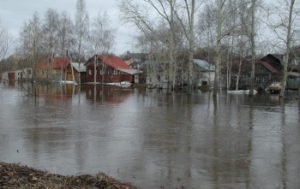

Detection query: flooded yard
xmin=0 ymin=82 xmax=299 ymax=189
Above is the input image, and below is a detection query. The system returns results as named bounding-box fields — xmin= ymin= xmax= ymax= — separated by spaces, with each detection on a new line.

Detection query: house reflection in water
xmin=85 ymin=84 xmax=133 ymax=103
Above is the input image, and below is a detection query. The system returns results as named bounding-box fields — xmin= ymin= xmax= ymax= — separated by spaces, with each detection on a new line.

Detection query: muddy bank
xmin=0 ymin=162 xmax=139 ymax=189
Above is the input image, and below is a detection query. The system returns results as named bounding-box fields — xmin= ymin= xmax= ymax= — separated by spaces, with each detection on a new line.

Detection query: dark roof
xmin=256 ymin=60 xmax=279 ymax=74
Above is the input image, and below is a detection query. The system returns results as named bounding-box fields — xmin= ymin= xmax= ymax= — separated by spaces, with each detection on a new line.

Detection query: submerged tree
xmin=74 ymin=0 xmax=89 ymax=83
xmin=18 ymin=12 xmax=44 ymax=81
xmin=266 ymin=0 xmax=300 ymax=97
xmin=118 ymin=0 xmax=181 ymax=94
xmin=249 ymin=0 xmax=257 ymax=96
xmin=89 ymin=11 xmax=115 ymax=84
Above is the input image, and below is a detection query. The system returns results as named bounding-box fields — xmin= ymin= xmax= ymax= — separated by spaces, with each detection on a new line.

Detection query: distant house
xmin=255 ymin=54 xmax=300 ymax=89
xmin=142 ymin=59 xmax=215 ymax=88
xmin=84 ymin=55 xmax=142 ymax=83
xmin=2 ymin=68 xmax=32 ymax=82
xmin=143 ymin=59 xmax=170 ymax=86
xmin=193 ymin=59 xmax=215 ymax=87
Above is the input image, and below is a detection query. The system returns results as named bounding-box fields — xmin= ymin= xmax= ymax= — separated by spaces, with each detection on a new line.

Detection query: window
xmin=100 ymin=70 xmax=103 ymax=75
xmin=114 ymin=70 xmax=118 ymax=75
xmin=89 ymin=69 xmax=92 ymax=75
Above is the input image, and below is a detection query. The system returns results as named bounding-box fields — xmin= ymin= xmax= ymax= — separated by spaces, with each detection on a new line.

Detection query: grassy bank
xmin=0 ymin=162 xmax=139 ymax=189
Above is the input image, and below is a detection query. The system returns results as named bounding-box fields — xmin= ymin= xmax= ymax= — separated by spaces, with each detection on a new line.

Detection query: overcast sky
xmin=0 ymin=0 xmax=137 ymax=56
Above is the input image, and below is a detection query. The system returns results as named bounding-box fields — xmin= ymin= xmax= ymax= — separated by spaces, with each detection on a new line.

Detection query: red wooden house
xmin=85 ymin=54 xmax=142 ymax=83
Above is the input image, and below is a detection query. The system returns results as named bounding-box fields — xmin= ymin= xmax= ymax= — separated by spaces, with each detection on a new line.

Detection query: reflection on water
xmin=0 ymin=82 xmax=299 ymax=189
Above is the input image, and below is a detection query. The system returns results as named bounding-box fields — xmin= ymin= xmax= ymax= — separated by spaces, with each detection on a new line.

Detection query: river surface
xmin=0 ymin=82 xmax=299 ymax=189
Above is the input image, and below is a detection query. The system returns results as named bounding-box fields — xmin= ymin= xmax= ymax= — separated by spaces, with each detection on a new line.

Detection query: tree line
xmin=0 ymin=0 xmax=115 ymax=79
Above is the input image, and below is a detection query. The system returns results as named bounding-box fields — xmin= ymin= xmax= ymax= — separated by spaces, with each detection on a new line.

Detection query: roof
xmin=124 ymin=60 xmax=134 ymax=66
xmin=53 ymin=57 xmax=70 ymax=69
xmin=256 ymin=60 xmax=279 ymax=74
xmin=118 ymin=68 xmax=143 ymax=75
xmin=85 ymin=55 xmax=141 ymax=75
xmin=193 ymin=59 xmax=215 ymax=71
xmin=36 ymin=62 xmax=48 ymax=69
xmin=71 ymin=62 xmax=86 ymax=72
xmin=98 ymin=55 xmax=130 ymax=69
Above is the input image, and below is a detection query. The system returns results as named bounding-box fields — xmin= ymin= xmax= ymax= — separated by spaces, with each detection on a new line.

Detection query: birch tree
xmin=118 ymin=0 xmax=179 ymax=94
xmin=18 ymin=12 xmax=44 ymax=97
xmin=42 ymin=9 xmax=60 ymax=56
xmin=198 ymin=4 xmax=217 ymax=87
xmin=90 ymin=11 xmax=115 ymax=84
xmin=213 ymin=0 xmax=227 ymax=96
xmin=235 ymin=0 xmax=252 ymax=90
xmin=173 ymin=0 xmax=204 ymax=94
xmin=249 ymin=0 xmax=257 ymax=96
xmin=18 ymin=12 xmax=44 ymax=80
xmin=267 ymin=0 xmax=300 ymax=97
xmin=74 ymin=0 xmax=89 ymax=83
xmin=57 ymin=11 xmax=74 ymax=57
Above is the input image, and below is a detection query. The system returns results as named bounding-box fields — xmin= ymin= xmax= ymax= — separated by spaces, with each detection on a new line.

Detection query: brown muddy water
xmin=0 ymin=82 xmax=299 ymax=189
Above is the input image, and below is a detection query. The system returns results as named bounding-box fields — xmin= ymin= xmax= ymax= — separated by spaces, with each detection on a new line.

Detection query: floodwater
xmin=0 ymin=82 xmax=299 ymax=189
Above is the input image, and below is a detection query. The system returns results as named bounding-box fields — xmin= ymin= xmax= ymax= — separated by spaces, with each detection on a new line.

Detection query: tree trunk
xmin=249 ymin=0 xmax=256 ymax=96
xmin=280 ymin=0 xmax=294 ymax=98
xmin=213 ymin=0 xmax=224 ymax=96
xmin=187 ymin=0 xmax=196 ymax=95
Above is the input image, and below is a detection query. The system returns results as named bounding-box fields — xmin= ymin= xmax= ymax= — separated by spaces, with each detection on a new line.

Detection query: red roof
xmin=36 ymin=57 xmax=70 ymax=69
xmin=97 ymin=55 xmax=130 ymax=69
xmin=36 ymin=62 xmax=48 ymax=69
xmin=53 ymin=57 xmax=70 ymax=69
xmin=256 ymin=60 xmax=279 ymax=74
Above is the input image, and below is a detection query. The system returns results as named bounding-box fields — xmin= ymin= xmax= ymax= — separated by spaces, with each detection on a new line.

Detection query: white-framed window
xmin=100 ymin=70 xmax=103 ymax=75
xmin=89 ymin=69 xmax=92 ymax=75
xmin=114 ymin=70 xmax=118 ymax=75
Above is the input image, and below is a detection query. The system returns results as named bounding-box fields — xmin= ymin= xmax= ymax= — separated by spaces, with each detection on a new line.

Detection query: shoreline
xmin=0 ymin=162 xmax=139 ymax=189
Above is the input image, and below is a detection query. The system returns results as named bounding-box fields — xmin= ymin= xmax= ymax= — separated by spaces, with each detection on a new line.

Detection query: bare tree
xmin=249 ymin=0 xmax=257 ymax=96
xmin=57 ymin=11 xmax=75 ymax=57
xmin=213 ymin=0 xmax=227 ymax=96
xmin=42 ymin=9 xmax=60 ymax=56
xmin=18 ymin=12 xmax=44 ymax=81
xmin=74 ymin=0 xmax=89 ymax=84
xmin=18 ymin=12 xmax=44 ymax=98
xmin=119 ymin=0 xmax=181 ymax=94
xmin=173 ymin=0 xmax=204 ymax=94
xmin=0 ymin=18 xmax=13 ymax=75
xmin=90 ymin=11 xmax=115 ymax=84
xmin=267 ymin=0 xmax=300 ymax=97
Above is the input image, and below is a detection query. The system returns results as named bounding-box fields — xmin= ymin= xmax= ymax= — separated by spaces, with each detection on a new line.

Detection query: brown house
xmin=85 ymin=55 xmax=142 ymax=83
